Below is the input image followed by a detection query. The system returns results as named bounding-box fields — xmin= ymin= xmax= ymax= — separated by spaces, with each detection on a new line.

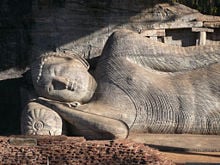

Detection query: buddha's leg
xmin=21 ymin=102 xmax=63 ymax=135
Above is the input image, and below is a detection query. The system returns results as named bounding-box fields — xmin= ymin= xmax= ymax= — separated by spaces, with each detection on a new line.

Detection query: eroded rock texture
xmin=0 ymin=136 xmax=174 ymax=164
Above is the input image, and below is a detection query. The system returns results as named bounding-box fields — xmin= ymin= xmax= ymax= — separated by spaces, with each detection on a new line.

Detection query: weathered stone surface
xmin=21 ymin=102 xmax=63 ymax=136
xmin=31 ymin=51 xmax=97 ymax=103
xmin=0 ymin=68 xmax=29 ymax=81
xmin=192 ymin=27 xmax=214 ymax=32
xmin=129 ymin=134 xmax=220 ymax=152
xmin=0 ymin=0 xmax=31 ymax=72
xmin=92 ymin=30 xmax=220 ymax=136
xmin=31 ymin=2 xmax=218 ymax=61
xmin=9 ymin=137 xmax=37 ymax=146
xmin=1 ymin=0 xmax=220 ymax=136
xmin=0 ymin=136 xmax=174 ymax=164
xmin=141 ymin=29 xmax=165 ymax=37
xmin=153 ymin=21 xmax=203 ymax=29
xmin=204 ymin=21 xmax=220 ymax=28
xmin=23 ymin=30 xmax=220 ymax=140
xmin=30 ymin=0 xmax=166 ymax=61
xmin=1 ymin=1 xmax=220 ymax=79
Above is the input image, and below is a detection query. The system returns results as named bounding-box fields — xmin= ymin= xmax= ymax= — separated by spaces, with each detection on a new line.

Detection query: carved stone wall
xmin=31 ymin=0 xmax=164 ymax=60
xmin=0 ymin=0 xmax=31 ymax=71
xmin=0 ymin=0 xmax=32 ymax=135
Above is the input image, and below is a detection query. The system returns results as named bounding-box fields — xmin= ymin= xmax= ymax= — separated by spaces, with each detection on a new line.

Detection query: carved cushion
xmin=21 ymin=102 xmax=63 ymax=135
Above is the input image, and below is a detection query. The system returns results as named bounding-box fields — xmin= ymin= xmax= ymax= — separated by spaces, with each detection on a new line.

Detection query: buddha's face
xmin=32 ymin=55 xmax=97 ymax=103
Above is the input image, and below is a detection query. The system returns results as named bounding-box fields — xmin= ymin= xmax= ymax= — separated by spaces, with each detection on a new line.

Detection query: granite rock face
xmin=0 ymin=0 xmax=31 ymax=72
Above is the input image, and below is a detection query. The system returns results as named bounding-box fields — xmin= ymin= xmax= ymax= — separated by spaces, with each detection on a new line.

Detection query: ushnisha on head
xmin=31 ymin=51 xmax=97 ymax=103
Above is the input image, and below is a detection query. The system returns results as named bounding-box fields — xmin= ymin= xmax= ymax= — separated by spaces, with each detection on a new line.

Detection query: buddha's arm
xmin=40 ymin=100 xmax=129 ymax=139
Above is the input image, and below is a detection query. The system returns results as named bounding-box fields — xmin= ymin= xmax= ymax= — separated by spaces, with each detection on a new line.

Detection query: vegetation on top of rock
xmin=170 ymin=0 xmax=220 ymax=15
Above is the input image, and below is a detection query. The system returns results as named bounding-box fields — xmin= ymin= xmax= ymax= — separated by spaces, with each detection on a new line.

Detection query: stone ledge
xmin=128 ymin=134 xmax=220 ymax=152
xmin=9 ymin=137 xmax=37 ymax=146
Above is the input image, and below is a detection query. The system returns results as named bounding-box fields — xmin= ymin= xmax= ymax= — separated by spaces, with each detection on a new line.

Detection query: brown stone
xmin=0 ymin=136 xmax=174 ymax=164
xmin=8 ymin=137 xmax=37 ymax=146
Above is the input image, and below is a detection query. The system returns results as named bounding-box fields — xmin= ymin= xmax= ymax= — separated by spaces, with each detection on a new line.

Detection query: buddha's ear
xmin=52 ymin=76 xmax=74 ymax=91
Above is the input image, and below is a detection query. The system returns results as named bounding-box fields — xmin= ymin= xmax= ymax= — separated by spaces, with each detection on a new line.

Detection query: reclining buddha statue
xmin=21 ymin=30 xmax=220 ymax=139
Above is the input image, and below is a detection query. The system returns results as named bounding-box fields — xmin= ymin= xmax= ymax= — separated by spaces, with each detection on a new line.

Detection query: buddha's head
xmin=31 ymin=52 xmax=97 ymax=103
